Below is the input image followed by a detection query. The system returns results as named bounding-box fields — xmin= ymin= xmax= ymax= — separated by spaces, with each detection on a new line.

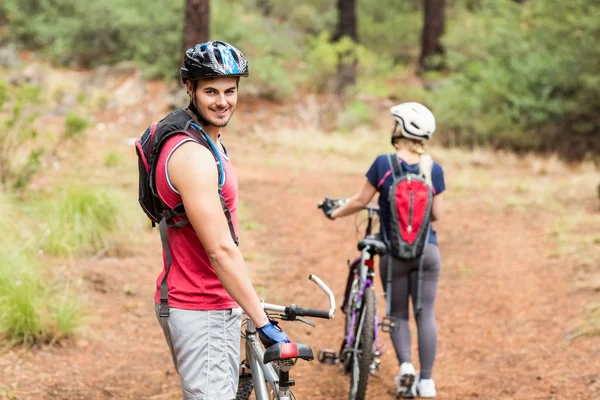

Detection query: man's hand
xmin=257 ymin=319 xmax=290 ymax=348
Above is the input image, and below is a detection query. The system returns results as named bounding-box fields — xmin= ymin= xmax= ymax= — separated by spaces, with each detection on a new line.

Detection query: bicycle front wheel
xmin=349 ymin=285 xmax=375 ymax=400
xmin=236 ymin=369 xmax=281 ymax=400
xmin=342 ymin=276 xmax=360 ymax=374
xmin=236 ymin=374 xmax=253 ymax=400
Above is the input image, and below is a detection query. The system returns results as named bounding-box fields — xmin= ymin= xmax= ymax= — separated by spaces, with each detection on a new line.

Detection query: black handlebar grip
xmin=296 ymin=307 xmax=331 ymax=319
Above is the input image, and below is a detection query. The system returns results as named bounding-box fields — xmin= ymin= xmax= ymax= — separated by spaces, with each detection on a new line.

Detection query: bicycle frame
xmin=241 ymin=318 xmax=285 ymax=399
xmin=343 ymin=253 xmax=381 ymax=362
xmin=239 ymin=275 xmax=336 ymax=400
xmin=339 ymin=206 xmax=384 ymax=392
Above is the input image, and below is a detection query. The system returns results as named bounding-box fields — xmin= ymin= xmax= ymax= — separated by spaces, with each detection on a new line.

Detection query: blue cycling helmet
xmin=181 ymin=40 xmax=249 ymax=84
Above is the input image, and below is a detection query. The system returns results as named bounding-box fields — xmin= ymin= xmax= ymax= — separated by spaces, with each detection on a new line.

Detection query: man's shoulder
xmin=163 ymin=136 xmax=213 ymax=163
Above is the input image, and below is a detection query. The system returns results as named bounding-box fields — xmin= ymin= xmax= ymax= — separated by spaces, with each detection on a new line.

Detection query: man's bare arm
xmin=168 ymin=142 xmax=268 ymax=328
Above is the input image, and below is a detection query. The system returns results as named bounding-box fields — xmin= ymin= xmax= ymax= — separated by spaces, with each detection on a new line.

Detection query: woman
xmin=320 ymin=102 xmax=445 ymax=398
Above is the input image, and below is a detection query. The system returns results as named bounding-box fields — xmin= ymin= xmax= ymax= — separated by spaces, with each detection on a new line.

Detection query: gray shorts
xmin=155 ymin=304 xmax=243 ymax=400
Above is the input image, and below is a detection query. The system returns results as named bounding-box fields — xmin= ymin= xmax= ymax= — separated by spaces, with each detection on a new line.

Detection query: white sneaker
xmin=394 ymin=362 xmax=416 ymax=398
xmin=416 ymin=378 xmax=436 ymax=398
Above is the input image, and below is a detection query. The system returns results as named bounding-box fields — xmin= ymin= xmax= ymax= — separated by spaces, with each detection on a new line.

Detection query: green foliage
xmin=212 ymin=1 xmax=300 ymax=100
xmin=358 ymin=0 xmax=422 ymax=64
xmin=0 ymin=191 xmax=84 ymax=345
xmin=64 ymin=113 xmax=89 ymax=140
xmin=103 ymin=150 xmax=123 ymax=168
xmin=3 ymin=0 xmax=599 ymax=158
xmin=3 ymin=0 xmax=183 ymax=79
xmin=43 ymin=186 xmax=123 ymax=257
xmin=301 ymin=33 xmax=344 ymax=93
xmin=0 ymin=82 xmax=45 ymax=190
xmin=336 ymin=99 xmax=374 ymax=131
xmin=3 ymin=0 xmax=421 ymax=92
xmin=431 ymin=0 xmax=600 ymax=159
xmin=301 ymin=33 xmax=363 ymax=93
xmin=268 ymin=0 xmax=337 ymax=34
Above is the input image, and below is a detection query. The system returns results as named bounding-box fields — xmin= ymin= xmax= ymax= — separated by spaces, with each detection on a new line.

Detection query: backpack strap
xmin=220 ymin=196 xmax=238 ymax=246
xmin=158 ymin=218 xmax=173 ymax=317
xmin=388 ymin=153 xmax=404 ymax=180
xmin=189 ymin=122 xmax=226 ymax=193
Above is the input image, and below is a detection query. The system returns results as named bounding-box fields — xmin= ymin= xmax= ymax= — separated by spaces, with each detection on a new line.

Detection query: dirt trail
xmin=1 ymin=137 xmax=599 ymax=399
xmin=238 ymin=163 xmax=599 ymax=400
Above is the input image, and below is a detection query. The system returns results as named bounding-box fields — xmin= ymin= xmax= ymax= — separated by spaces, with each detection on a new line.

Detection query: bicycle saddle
xmin=263 ymin=342 xmax=314 ymax=364
xmin=357 ymin=236 xmax=387 ymax=255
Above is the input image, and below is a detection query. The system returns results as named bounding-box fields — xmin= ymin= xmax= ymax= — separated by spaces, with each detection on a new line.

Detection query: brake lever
xmin=297 ymin=317 xmax=316 ymax=328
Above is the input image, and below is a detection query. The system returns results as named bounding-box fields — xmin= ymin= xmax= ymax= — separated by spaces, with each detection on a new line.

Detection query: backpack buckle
xmin=159 ymin=303 xmax=170 ymax=318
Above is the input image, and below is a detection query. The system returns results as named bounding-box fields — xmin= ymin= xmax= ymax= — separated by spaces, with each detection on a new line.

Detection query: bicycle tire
xmin=236 ymin=374 xmax=253 ymax=400
xmin=236 ymin=370 xmax=279 ymax=400
xmin=342 ymin=277 xmax=360 ymax=374
xmin=349 ymin=286 xmax=375 ymax=400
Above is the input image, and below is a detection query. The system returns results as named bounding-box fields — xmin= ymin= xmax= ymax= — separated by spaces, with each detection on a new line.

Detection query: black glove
xmin=257 ymin=318 xmax=290 ymax=348
xmin=318 ymin=198 xmax=339 ymax=220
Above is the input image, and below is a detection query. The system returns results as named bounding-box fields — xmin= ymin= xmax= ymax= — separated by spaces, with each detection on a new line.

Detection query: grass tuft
xmin=43 ymin=186 xmax=122 ymax=257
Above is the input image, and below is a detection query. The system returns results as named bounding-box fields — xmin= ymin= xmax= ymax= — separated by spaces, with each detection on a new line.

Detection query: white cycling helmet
xmin=390 ymin=102 xmax=436 ymax=142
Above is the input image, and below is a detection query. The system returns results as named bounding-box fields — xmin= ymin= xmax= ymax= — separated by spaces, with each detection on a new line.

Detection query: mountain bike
xmin=236 ymin=274 xmax=336 ymax=400
xmin=317 ymin=198 xmax=388 ymax=400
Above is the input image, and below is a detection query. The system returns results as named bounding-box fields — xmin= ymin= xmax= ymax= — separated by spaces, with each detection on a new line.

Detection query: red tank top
xmin=153 ymin=133 xmax=238 ymax=310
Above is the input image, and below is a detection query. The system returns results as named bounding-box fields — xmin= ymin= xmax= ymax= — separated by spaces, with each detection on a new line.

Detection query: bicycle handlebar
xmin=262 ymin=274 xmax=335 ymax=320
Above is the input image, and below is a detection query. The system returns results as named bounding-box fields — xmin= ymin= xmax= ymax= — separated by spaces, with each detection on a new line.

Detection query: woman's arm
xmin=431 ymin=193 xmax=443 ymax=221
xmin=330 ymin=178 xmax=377 ymax=219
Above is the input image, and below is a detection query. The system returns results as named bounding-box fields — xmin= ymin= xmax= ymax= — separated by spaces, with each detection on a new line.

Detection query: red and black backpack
xmin=386 ymin=153 xmax=434 ymax=261
xmin=135 ymin=107 xmax=238 ymax=317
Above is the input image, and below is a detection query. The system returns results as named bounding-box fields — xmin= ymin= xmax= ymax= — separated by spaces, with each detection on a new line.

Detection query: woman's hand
xmin=318 ymin=198 xmax=344 ymax=219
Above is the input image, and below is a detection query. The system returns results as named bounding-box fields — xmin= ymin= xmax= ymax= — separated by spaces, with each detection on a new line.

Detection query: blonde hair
xmin=393 ymin=137 xmax=426 ymax=155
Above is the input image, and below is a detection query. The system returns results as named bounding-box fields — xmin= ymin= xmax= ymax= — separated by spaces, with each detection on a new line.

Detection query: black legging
xmin=380 ymin=244 xmax=441 ymax=380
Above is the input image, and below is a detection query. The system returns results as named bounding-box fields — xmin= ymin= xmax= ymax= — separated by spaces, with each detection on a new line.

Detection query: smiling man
xmin=148 ymin=41 xmax=290 ymax=400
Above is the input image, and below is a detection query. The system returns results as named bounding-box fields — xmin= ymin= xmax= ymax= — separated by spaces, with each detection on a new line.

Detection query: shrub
xmin=430 ymin=0 xmax=600 ymax=160
xmin=0 ymin=191 xmax=84 ymax=345
xmin=336 ymin=98 xmax=374 ymax=131
xmin=64 ymin=113 xmax=89 ymax=140
xmin=213 ymin=1 xmax=300 ymax=100
xmin=43 ymin=186 xmax=123 ymax=257
xmin=0 ymin=82 xmax=45 ymax=190
xmin=3 ymin=0 xmax=183 ymax=79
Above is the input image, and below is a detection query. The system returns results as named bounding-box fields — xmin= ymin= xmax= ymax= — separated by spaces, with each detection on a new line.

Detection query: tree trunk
xmin=182 ymin=0 xmax=210 ymax=57
xmin=256 ymin=0 xmax=272 ymax=16
xmin=419 ymin=0 xmax=446 ymax=72
xmin=333 ymin=0 xmax=358 ymax=95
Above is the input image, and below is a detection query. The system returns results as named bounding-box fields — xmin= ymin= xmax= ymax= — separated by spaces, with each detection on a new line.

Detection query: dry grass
xmin=568 ymin=302 xmax=600 ymax=340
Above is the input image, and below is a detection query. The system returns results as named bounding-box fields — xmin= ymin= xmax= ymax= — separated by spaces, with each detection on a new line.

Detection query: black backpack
xmin=135 ymin=108 xmax=238 ymax=317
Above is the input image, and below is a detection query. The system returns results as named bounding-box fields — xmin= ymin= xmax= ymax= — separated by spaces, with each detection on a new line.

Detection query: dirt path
xmin=1 ymin=137 xmax=599 ymax=399
xmin=237 ymin=162 xmax=599 ymax=400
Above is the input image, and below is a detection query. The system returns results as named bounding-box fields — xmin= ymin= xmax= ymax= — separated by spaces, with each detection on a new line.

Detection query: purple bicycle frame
xmin=344 ymin=258 xmax=380 ymax=352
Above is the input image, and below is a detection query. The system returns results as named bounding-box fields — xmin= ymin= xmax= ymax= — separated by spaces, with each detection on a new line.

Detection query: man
xmin=152 ymin=41 xmax=289 ymax=400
